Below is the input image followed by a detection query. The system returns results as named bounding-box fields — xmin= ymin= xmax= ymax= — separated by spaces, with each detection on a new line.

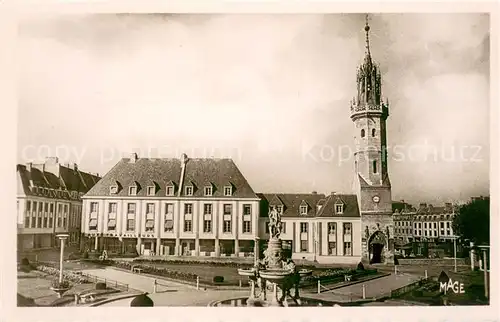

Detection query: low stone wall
xmin=397 ymin=258 xmax=469 ymax=266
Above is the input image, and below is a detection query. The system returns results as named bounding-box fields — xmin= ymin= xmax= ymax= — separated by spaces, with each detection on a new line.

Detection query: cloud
xmin=17 ymin=13 xmax=490 ymax=205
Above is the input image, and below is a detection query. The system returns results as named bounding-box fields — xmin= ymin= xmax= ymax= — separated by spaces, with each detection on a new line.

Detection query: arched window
xmin=372 ymin=128 xmax=376 ymax=137
xmin=373 ymin=160 xmax=377 ymax=174
xmin=361 ymin=129 xmax=365 ymax=138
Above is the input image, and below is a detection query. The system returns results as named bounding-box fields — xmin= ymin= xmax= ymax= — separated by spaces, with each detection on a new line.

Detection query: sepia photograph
xmin=13 ymin=9 xmax=492 ymax=309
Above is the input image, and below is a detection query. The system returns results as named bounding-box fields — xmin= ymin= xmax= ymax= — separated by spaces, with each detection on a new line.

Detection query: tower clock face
xmin=372 ymin=195 xmax=380 ymax=203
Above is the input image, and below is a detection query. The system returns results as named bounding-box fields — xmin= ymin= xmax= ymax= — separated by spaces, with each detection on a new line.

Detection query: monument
xmin=238 ymin=206 xmax=312 ymax=307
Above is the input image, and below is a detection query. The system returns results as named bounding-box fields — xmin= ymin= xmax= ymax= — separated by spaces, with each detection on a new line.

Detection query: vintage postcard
xmin=2 ymin=1 xmax=498 ymax=322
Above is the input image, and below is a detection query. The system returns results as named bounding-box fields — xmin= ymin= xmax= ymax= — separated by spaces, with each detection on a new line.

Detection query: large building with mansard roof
xmin=80 ymin=17 xmax=397 ymax=265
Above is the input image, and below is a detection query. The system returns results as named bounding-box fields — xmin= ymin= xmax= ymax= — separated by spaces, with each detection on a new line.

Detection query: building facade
xmin=17 ymin=157 xmax=100 ymax=251
xmin=258 ymin=193 xmax=362 ymax=264
xmin=412 ymin=203 xmax=456 ymax=242
xmin=351 ymin=19 xmax=394 ymax=264
xmin=81 ymin=153 xmax=261 ymax=257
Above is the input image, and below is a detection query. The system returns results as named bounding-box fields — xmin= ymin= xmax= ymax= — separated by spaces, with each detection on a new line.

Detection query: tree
xmin=453 ymin=198 xmax=490 ymax=245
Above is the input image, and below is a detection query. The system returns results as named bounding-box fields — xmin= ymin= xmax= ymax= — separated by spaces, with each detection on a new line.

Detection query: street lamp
xmin=450 ymin=235 xmax=458 ymax=273
xmin=56 ymin=233 xmax=70 ymax=283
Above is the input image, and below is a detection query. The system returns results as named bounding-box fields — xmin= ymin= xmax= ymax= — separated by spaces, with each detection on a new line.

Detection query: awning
xmin=165 ymin=220 xmax=174 ymax=229
xmin=89 ymin=219 xmax=98 ymax=227
xmin=184 ymin=213 xmax=192 ymax=221
xmin=243 ymin=214 xmax=251 ymax=221
xmin=107 ymin=219 xmax=116 ymax=228
xmin=145 ymin=220 xmax=155 ymax=228
xmin=204 ymin=214 xmax=212 ymax=221
xmin=165 ymin=213 xmax=173 ymax=220
xmin=223 ymin=214 xmax=232 ymax=221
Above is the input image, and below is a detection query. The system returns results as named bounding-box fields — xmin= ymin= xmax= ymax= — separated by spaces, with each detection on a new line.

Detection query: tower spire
xmin=364 ymin=14 xmax=371 ymax=63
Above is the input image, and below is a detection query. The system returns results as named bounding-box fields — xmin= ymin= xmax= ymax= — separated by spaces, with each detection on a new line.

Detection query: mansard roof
xmin=84 ymin=157 xmax=258 ymax=198
xmin=17 ymin=162 xmax=100 ymax=200
xmin=257 ymin=193 xmax=327 ymax=218
xmin=316 ymin=194 xmax=360 ymax=218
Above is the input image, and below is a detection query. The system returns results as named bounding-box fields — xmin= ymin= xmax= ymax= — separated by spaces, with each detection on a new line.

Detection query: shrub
xmin=213 ymin=276 xmax=224 ymax=283
xmin=51 ymin=279 xmax=70 ymax=289
xmin=412 ymin=289 xmax=423 ymax=297
xmin=95 ymin=282 xmax=107 ymax=290
xmin=21 ymin=258 xmax=30 ymax=266
xmin=356 ymin=262 xmax=365 ymax=271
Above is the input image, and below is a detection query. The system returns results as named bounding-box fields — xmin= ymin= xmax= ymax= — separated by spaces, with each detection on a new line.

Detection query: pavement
xmin=89 ymin=267 xmax=421 ymax=306
xmin=80 ymin=267 xmax=194 ymax=293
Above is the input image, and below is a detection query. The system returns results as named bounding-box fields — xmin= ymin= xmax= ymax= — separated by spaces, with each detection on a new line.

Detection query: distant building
xmin=17 ymin=157 xmax=100 ymax=251
xmin=392 ymin=200 xmax=416 ymax=244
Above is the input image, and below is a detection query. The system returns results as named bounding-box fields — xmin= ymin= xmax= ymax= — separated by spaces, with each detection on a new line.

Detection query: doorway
xmin=369 ymin=230 xmax=386 ymax=264
xmin=371 ymin=243 xmax=384 ymax=263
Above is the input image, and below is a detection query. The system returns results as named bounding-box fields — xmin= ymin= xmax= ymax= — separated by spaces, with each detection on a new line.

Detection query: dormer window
xmin=110 ymin=186 xmax=118 ymax=194
xmin=204 ymin=186 xmax=213 ymax=196
xmin=185 ymin=186 xmax=193 ymax=196
xmin=300 ymin=205 xmax=308 ymax=215
xmin=224 ymin=186 xmax=232 ymax=196
xmin=335 ymin=204 xmax=344 ymax=214
xmin=147 ymin=186 xmax=156 ymax=196
xmin=166 ymin=185 xmax=175 ymax=196
xmin=129 ymin=186 xmax=137 ymax=196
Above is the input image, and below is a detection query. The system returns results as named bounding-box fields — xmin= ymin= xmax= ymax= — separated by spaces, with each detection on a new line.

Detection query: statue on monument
xmin=268 ymin=206 xmax=282 ymax=239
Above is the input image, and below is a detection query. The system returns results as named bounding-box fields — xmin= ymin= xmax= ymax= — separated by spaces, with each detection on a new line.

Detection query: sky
xmin=16 ymin=13 xmax=490 ymax=205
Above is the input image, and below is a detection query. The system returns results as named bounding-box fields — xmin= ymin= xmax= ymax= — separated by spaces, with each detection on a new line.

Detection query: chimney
xmin=129 ymin=153 xmax=138 ymax=164
xmin=26 ymin=162 xmax=32 ymax=172
xmin=73 ymin=163 xmax=78 ymax=171
xmin=178 ymin=153 xmax=189 ymax=197
xmin=180 ymin=153 xmax=189 ymax=166
xmin=45 ymin=156 xmax=59 ymax=164
xmin=312 ymin=191 xmax=317 ymax=195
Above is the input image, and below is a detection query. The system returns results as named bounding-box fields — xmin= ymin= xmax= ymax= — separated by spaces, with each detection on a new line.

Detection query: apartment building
xmin=17 ymin=157 xmax=100 ymax=251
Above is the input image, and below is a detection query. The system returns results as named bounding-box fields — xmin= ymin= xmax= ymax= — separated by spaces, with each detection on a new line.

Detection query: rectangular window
xmin=185 ymin=203 xmax=193 ymax=214
xmin=344 ymin=242 xmax=352 ymax=256
xmin=203 ymin=220 xmax=212 ymax=233
xmin=64 ymin=204 xmax=68 ymax=214
xmin=89 ymin=217 xmax=98 ymax=230
xmin=440 ymin=230 xmax=445 ymax=236
xmin=129 ymin=186 xmax=137 ymax=196
xmin=223 ymin=219 xmax=232 ymax=233
xmin=424 ymin=223 xmax=427 ymax=229
xmin=440 ymin=222 xmax=444 ymax=228
xmin=127 ymin=218 xmax=135 ymax=231
xmin=418 ymin=223 xmax=422 ymax=229
xmin=107 ymin=213 xmax=116 ymax=230
xmin=243 ymin=204 xmax=252 ymax=216
xmin=300 ymin=240 xmax=308 ymax=252
xmin=127 ymin=203 xmax=136 ymax=214
xmin=424 ymin=231 xmax=428 ymax=236
xmin=147 ymin=186 xmax=155 ymax=196
xmin=223 ymin=204 xmax=232 ymax=215
xmin=164 ymin=219 xmax=174 ymax=232
xmin=146 ymin=203 xmax=155 ymax=214
xmin=90 ymin=202 xmax=98 ymax=213
xmin=328 ymin=222 xmax=336 ymax=235
xmin=24 ymin=215 xmax=30 ymax=228
xmin=185 ymin=186 xmax=193 ymax=196
xmin=446 ymin=222 xmax=450 ymax=228
xmin=145 ymin=213 xmax=155 ymax=232
xmin=49 ymin=217 xmax=53 ymax=228
xmin=224 ymin=186 xmax=232 ymax=196
xmin=300 ymin=205 xmax=308 ymax=215
xmin=165 ymin=203 xmax=174 ymax=215
xmin=204 ymin=204 xmax=212 ymax=215
xmin=265 ymin=222 xmax=270 ymax=234
xmin=433 ymin=222 xmax=437 ymax=229
xmin=26 ymin=201 xmax=31 ymax=211
xmin=63 ymin=216 xmax=67 ymax=228
xmin=282 ymin=222 xmax=286 ymax=234
xmin=343 ymin=223 xmax=352 ymax=235
xmin=108 ymin=203 xmax=117 ymax=213
xmin=184 ymin=218 xmax=192 ymax=232
xmin=446 ymin=229 xmax=450 ymax=235
xmin=33 ymin=201 xmax=37 ymax=213
xmin=166 ymin=186 xmax=174 ymax=196
xmin=44 ymin=203 xmax=48 ymax=212
xmin=300 ymin=222 xmax=308 ymax=233
xmin=204 ymin=186 xmax=212 ymax=196
xmin=243 ymin=220 xmax=251 ymax=233
xmin=328 ymin=242 xmax=336 ymax=255
xmin=50 ymin=203 xmax=54 ymax=213
xmin=335 ymin=204 xmax=344 ymax=214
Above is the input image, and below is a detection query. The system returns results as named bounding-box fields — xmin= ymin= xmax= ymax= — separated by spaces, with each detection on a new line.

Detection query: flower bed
xmin=132 ymin=258 xmax=254 ymax=268
xmin=36 ymin=264 xmax=91 ymax=284
xmin=114 ymin=261 xmax=198 ymax=282
xmin=300 ymin=268 xmax=378 ymax=286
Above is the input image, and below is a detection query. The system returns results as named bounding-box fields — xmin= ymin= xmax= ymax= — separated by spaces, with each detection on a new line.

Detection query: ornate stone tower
xmin=351 ymin=15 xmax=394 ymax=264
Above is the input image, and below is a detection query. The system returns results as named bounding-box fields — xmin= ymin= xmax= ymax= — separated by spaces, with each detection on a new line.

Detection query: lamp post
xmin=451 ymin=236 xmax=458 ymax=273
xmin=57 ymin=234 xmax=69 ymax=283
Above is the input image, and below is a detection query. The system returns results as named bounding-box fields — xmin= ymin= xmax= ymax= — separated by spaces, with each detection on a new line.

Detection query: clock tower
xmin=351 ymin=15 xmax=394 ymax=264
